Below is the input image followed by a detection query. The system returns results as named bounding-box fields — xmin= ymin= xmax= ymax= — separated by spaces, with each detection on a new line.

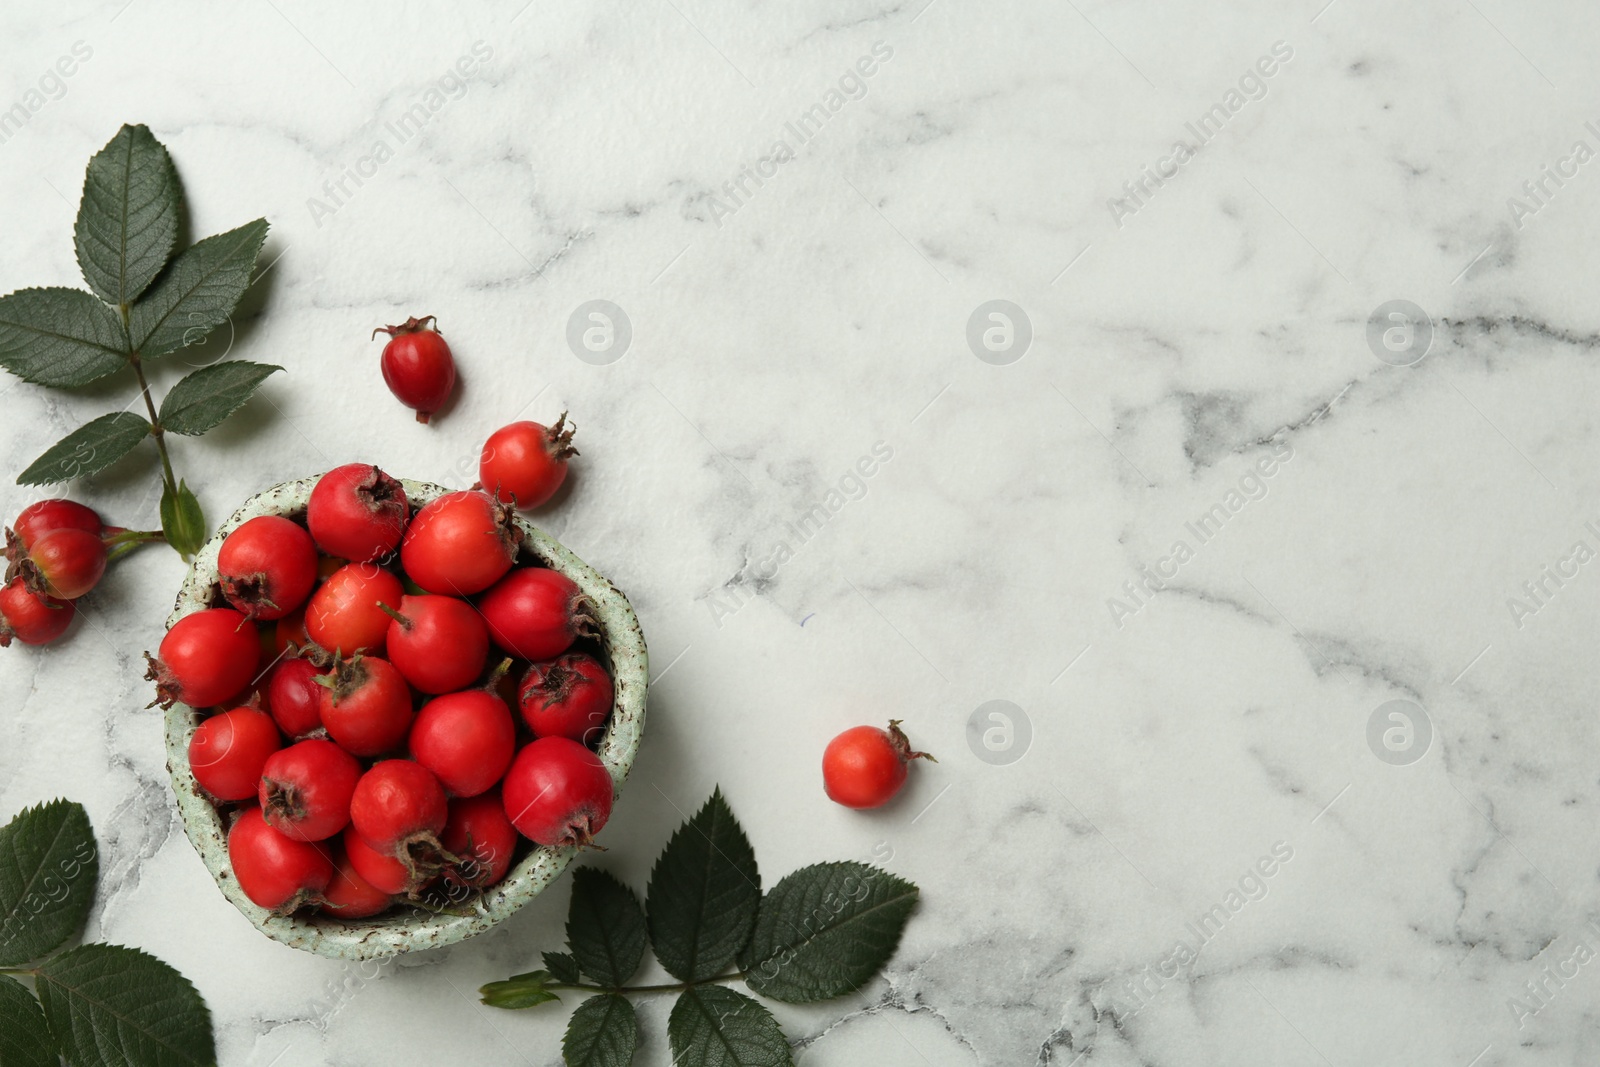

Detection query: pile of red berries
xmin=152 ymin=463 xmax=618 ymax=919
xmin=1 ymin=499 xmax=128 ymax=647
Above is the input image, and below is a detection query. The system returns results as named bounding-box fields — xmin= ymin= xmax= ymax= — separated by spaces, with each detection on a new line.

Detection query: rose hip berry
xmin=350 ymin=760 xmax=448 ymax=868
xmin=477 ymin=567 xmax=596 ymax=661
xmin=400 ymin=491 xmax=520 ymax=596
xmin=228 ymin=807 xmax=333 ymax=912
xmin=409 ymin=687 xmax=516 ymax=798
xmin=5 ymin=499 xmax=102 ymax=561
xmin=317 ymin=654 xmax=413 ymax=756
xmin=518 ymin=653 xmax=613 ymax=744
xmin=343 ymin=824 xmax=424 ymax=896
xmin=373 ymin=316 xmax=456 ymax=425
xmin=0 ymin=578 xmax=74 ymax=647
xmin=822 ymin=720 xmax=936 ymax=810
xmin=218 ymin=515 xmax=318 ymax=621
xmin=266 ymin=657 xmax=326 ymax=738
xmin=307 ymin=464 xmax=409 ymax=562
xmin=188 ymin=708 xmax=282 ymax=801
xmin=147 ymin=608 xmax=260 ymax=709
xmin=381 ymin=594 xmax=489 ymax=694
xmin=306 ymin=563 xmax=405 ymax=655
xmin=322 ymin=847 xmax=394 ymax=919
xmin=480 ymin=415 xmax=578 ymax=509
xmin=260 ymin=739 xmax=362 ymax=841
xmin=441 ymin=790 xmax=518 ymax=888
xmin=501 ymin=737 xmax=613 ymax=848
xmin=17 ymin=527 xmax=105 ymax=600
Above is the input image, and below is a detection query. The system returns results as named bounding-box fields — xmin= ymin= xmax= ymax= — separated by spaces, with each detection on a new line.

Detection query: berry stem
xmin=103 ymin=528 xmax=166 ymax=565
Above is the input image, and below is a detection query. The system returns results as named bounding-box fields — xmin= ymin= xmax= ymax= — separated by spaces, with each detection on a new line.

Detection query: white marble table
xmin=3 ymin=1 xmax=1599 ymax=1063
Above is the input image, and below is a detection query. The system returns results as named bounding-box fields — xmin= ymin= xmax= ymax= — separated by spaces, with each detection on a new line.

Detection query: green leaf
xmin=739 ymin=863 xmax=918 ymax=1004
xmin=35 ymin=944 xmax=214 ymax=1067
xmin=543 ymin=951 xmax=581 ymax=985
xmin=74 ymin=124 xmax=182 ymax=307
xmin=17 ymin=411 xmax=151 ymax=487
xmin=647 ymin=789 xmax=760 ymax=983
xmin=128 ymin=219 xmax=268 ymax=358
xmin=667 ymin=986 xmax=792 ymax=1067
xmin=0 ymin=799 xmax=98 ymax=966
xmin=567 ymin=868 xmax=647 ymax=988
xmin=160 ymin=480 xmax=206 ymax=559
xmin=158 ymin=361 xmax=281 ymax=436
xmin=0 ymin=287 xmax=128 ymax=388
xmin=479 ymin=970 xmax=561 ymax=1010
xmin=562 ymin=994 xmax=637 ymax=1067
xmin=0 ymin=973 xmax=57 ymax=1067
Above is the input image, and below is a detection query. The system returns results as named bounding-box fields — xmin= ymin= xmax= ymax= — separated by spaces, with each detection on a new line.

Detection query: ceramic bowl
xmin=162 ymin=477 xmax=648 ymax=959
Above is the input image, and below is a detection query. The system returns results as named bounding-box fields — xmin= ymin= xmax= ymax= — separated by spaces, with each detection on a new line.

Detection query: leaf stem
xmin=0 ymin=967 xmax=37 ymax=977
xmin=128 ymin=353 xmax=177 ymax=497
xmin=554 ymin=970 xmax=747 ymax=996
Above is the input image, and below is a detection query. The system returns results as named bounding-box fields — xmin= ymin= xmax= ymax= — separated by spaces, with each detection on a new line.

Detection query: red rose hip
xmin=317 ymin=654 xmax=413 ymax=756
xmin=18 ymin=527 xmax=105 ymax=600
xmin=306 ymin=464 xmax=409 ymax=562
xmin=188 ymin=708 xmax=282 ymax=801
xmin=260 ymin=739 xmax=362 ymax=841
xmin=477 ymin=567 xmax=595 ymax=661
xmin=350 ymin=760 xmax=448 ymax=869
xmin=822 ymin=720 xmax=936 ymax=809
xmin=322 ymin=847 xmax=394 ymax=919
xmin=381 ymin=594 xmax=489 ymax=694
xmin=306 ymin=563 xmax=405 ymax=655
xmin=266 ymin=657 xmax=326 ymax=738
xmin=218 ymin=515 xmax=318 ymax=620
xmin=441 ymin=790 xmax=518 ymax=888
xmin=409 ymin=687 xmax=516 ymax=797
xmin=480 ymin=415 xmax=578 ymax=509
xmin=400 ymin=491 xmax=520 ymax=596
xmin=518 ymin=653 xmax=613 ymax=744
xmin=0 ymin=578 xmax=75 ymax=647
xmin=6 ymin=499 xmax=102 ymax=561
xmin=147 ymin=608 xmax=260 ymax=709
xmin=374 ymin=315 xmax=456 ymax=424
xmin=228 ymin=807 xmax=333 ymax=912
xmin=501 ymin=737 xmax=613 ymax=848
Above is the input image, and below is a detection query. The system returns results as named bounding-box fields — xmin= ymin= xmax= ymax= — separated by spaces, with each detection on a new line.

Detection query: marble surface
xmin=3 ymin=0 xmax=1600 ymax=1064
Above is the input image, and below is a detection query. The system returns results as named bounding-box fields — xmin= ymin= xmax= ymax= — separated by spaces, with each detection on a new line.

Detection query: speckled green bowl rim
xmin=162 ymin=477 xmax=648 ymax=960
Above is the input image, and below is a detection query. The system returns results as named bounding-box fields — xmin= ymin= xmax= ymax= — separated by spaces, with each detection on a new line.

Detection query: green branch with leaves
xmin=480 ymin=789 xmax=920 ymax=1067
xmin=0 ymin=123 xmax=280 ymax=558
xmin=0 ymin=800 xmax=214 ymax=1066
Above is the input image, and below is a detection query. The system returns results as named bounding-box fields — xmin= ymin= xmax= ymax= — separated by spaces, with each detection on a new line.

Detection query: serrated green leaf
xmin=75 ymin=124 xmax=182 ymax=307
xmin=17 ymin=412 xmax=150 ymax=487
xmin=0 ymin=287 xmax=128 ymax=388
xmin=668 ymin=986 xmax=791 ymax=1067
xmin=0 ymin=800 xmax=98 ymax=966
xmin=563 ymin=994 xmax=637 ymax=1067
xmin=158 ymin=361 xmax=281 ymax=436
xmin=543 ymin=950 xmax=581 ymax=985
xmin=35 ymin=944 xmax=214 ymax=1067
xmin=160 ymin=480 xmax=206 ymax=559
xmin=567 ymin=868 xmax=646 ymax=988
xmin=129 ymin=219 xmax=267 ymax=358
xmin=739 ymin=863 xmax=918 ymax=1004
xmin=0 ymin=974 xmax=56 ymax=1067
xmin=479 ymin=970 xmax=561 ymax=1010
xmin=646 ymin=788 xmax=760 ymax=983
